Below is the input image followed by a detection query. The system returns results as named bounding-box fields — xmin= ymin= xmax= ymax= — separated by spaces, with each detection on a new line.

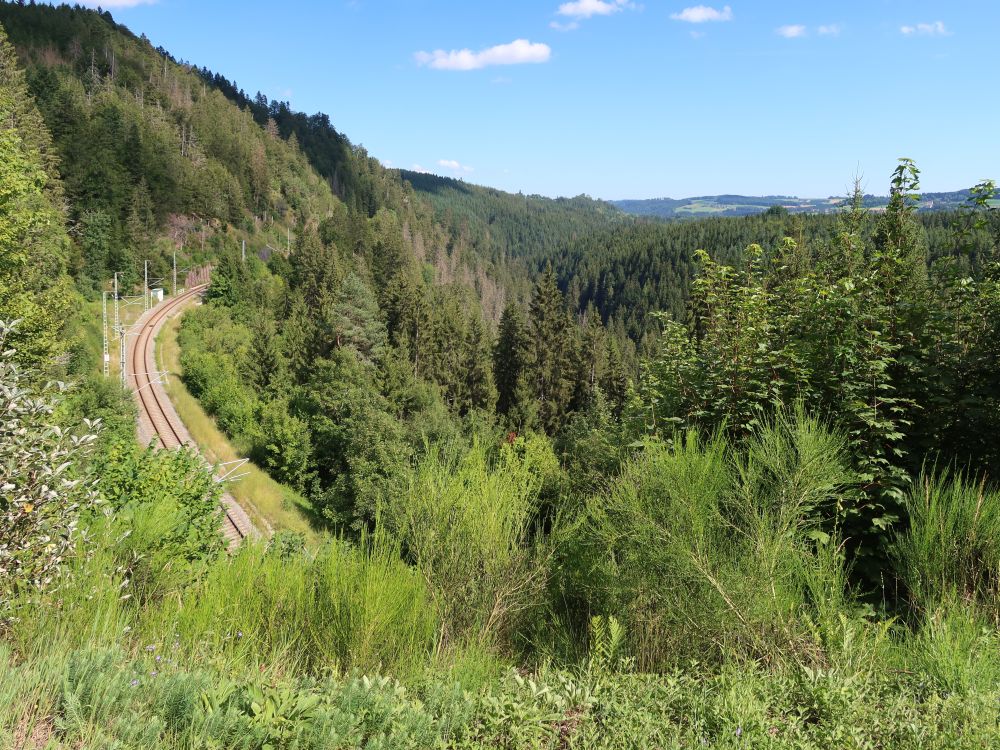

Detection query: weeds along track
xmin=127 ymin=286 xmax=256 ymax=547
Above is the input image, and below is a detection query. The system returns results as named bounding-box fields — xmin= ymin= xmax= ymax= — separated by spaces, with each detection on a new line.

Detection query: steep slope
xmin=401 ymin=170 xmax=629 ymax=304
xmin=0 ymin=4 xmax=514 ymax=534
xmin=0 ymin=2 xmax=525 ymax=323
xmin=0 ymin=22 xmax=74 ymax=365
xmin=0 ymin=1 xmax=341 ymax=291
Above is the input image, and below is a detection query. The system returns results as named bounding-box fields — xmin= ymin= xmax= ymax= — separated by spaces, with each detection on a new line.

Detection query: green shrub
xmin=386 ymin=439 xmax=552 ymax=653
xmin=309 ymin=534 xmax=438 ymax=675
xmin=253 ymin=398 xmax=313 ymax=491
xmin=903 ymin=603 xmax=1000 ymax=695
xmin=578 ymin=408 xmax=860 ymax=670
xmin=892 ymin=468 xmax=1000 ymax=614
xmin=0 ymin=324 xmax=100 ymax=616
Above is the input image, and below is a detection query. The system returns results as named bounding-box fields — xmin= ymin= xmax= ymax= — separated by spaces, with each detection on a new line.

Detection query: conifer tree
xmin=460 ymin=315 xmax=497 ymax=415
xmin=0 ymin=23 xmax=74 ymax=366
xmin=529 ymin=265 xmax=577 ymax=433
xmin=246 ymin=316 xmax=290 ymax=398
xmin=383 ymin=273 xmax=430 ymax=376
xmin=279 ymin=292 xmax=315 ymax=380
xmin=601 ymin=338 xmax=630 ymax=418
xmin=292 ymin=228 xmax=339 ymax=311
xmin=575 ymin=303 xmax=607 ymax=408
xmin=325 ymin=272 xmax=388 ymax=363
xmin=493 ymin=302 xmax=531 ymax=419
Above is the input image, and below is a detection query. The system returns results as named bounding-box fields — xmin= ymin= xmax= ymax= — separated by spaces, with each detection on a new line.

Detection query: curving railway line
xmin=127 ymin=286 xmax=256 ymax=547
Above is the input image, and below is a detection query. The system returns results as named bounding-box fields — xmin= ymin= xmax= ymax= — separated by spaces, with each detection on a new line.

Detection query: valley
xmin=1 ymin=3 xmax=999 ymax=748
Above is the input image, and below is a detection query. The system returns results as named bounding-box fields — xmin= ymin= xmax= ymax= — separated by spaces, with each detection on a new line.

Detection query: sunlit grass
xmin=156 ymin=310 xmax=321 ymax=545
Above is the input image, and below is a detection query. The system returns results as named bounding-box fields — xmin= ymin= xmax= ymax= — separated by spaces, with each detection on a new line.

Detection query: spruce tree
xmin=460 ymin=315 xmax=497 ymax=415
xmin=575 ymin=303 xmax=606 ymax=409
xmin=528 ymin=266 xmax=576 ymax=433
xmin=292 ymin=228 xmax=340 ymax=311
xmin=493 ymin=303 xmax=531 ymax=419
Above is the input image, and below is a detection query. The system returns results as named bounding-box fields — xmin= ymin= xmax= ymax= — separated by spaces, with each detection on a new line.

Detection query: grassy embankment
xmin=157 ymin=309 xmax=319 ymax=544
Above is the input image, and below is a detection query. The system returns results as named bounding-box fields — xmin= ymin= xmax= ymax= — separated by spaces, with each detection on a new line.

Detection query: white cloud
xmin=557 ymin=0 xmax=631 ymax=19
xmin=415 ymin=39 xmax=551 ymax=71
xmin=670 ymin=5 xmax=732 ymax=23
xmin=77 ymin=0 xmax=157 ymax=6
xmin=438 ymin=159 xmax=474 ymax=174
xmin=776 ymin=24 xmax=807 ymax=39
xmin=380 ymin=159 xmax=393 ymax=168
xmin=550 ymin=20 xmax=581 ymax=31
xmin=817 ymin=24 xmax=841 ymax=36
xmin=901 ymin=21 xmax=950 ymax=36
xmin=410 ymin=164 xmax=431 ymax=174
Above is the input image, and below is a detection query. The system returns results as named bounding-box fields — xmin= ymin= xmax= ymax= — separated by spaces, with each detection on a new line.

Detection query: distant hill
xmin=400 ymin=170 xmax=628 ymax=304
xmin=613 ymin=190 xmax=974 ymax=219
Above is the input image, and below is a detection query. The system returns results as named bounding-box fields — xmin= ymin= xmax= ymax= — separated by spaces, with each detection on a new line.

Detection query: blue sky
xmin=81 ymin=1 xmax=999 ymax=200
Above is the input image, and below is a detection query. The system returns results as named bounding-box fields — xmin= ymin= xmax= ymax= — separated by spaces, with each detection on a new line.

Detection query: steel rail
xmin=127 ymin=286 xmax=248 ymax=545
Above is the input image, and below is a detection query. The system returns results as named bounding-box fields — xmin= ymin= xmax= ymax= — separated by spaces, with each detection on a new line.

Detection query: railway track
xmin=127 ymin=286 xmax=256 ymax=547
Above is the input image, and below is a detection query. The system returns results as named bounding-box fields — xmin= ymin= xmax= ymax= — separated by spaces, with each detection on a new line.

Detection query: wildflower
xmin=736 ymin=726 xmax=742 ymax=737
xmin=23 ymin=503 xmax=34 ymax=514
xmin=151 ymin=670 xmax=158 ymax=677
xmin=155 ymin=655 xmax=162 ymax=662
xmin=130 ymin=679 xmax=139 ymax=687
xmin=145 ymin=644 xmax=155 ymax=652
xmin=237 ymin=630 xmax=243 ymax=639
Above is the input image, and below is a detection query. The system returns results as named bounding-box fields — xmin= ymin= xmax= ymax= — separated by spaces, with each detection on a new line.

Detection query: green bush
xmin=386 ymin=439 xmax=553 ymax=653
xmin=253 ymin=398 xmax=313 ymax=491
xmin=892 ymin=468 xmax=1000 ymax=614
xmin=0 ymin=325 xmax=100 ymax=616
xmin=576 ymin=408 xmax=860 ymax=670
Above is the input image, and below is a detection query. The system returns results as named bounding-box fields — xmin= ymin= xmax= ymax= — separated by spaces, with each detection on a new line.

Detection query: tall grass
xmin=385 ymin=439 xmax=553 ymax=653
xmin=579 ymin=408 xmax=863 ymax=670
xmin=12 ymin=522 xmax=438 ymax=687
xmin=888 ymin=468 xmax=1000 ymax=695
xmin=892 ymin=468 xmax=1000 ymax=617
xmin=4 ymin=420 xmax=1000 ymax=746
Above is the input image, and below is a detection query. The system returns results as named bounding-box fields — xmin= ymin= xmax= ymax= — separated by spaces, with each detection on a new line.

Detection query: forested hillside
xmin=3 ymin=3 xmax=1000 ymax=748
xmin=0 ymin=3 xmax=496 ymax=302
xmin=401 ymin=170 xmax=628 ymax=301
xmin=0 ymin=22 xmax=73 ymax=365
xmin=401 ymin=172 xmax=993 ymax=345
xmin=0 ymin=2 xmax=327 ymax=287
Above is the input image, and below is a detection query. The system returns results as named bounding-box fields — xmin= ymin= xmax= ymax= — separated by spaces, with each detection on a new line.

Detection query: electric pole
xmin=113 ymin=272 xmax=120 ymax=338
xmin=102 ymin=290 xmax=109 ymax=377
xmin=114 ymin=272 xmax=125 ymax=386
xmin=241 ymin=238 xmax=246 ymax=263
xmin=144 ymin=260 xmax=149 ymax=311
xmin=119 ymin=324 xmax=127 ymax=388
xmin=172 ymin=250 xmax=177 ymax=298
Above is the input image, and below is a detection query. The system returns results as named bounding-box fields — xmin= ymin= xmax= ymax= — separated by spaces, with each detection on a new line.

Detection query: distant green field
xmin=613 ymin=189 xmax=973 ymax=219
